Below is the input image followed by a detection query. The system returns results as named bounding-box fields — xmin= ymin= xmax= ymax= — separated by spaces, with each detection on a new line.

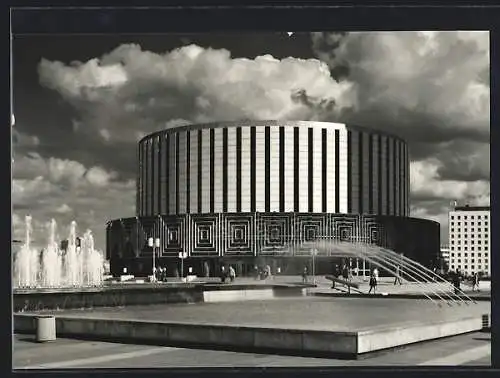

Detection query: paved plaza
xmin=13 ymin=331 xmax=491 ymax=368
xmin=33 ymin=296 xmax=490 ymax=332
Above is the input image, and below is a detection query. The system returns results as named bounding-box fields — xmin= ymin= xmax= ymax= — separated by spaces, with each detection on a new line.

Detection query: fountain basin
xmin=13 ymin=283 xmax=310 ymax=312
xmin=14 ymin=297 xmax=490 ymax=359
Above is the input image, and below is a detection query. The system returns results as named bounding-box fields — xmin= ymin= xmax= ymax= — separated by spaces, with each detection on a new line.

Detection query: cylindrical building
xmin=107 ymin=120 xmax=439 ymax=277
xmin=137 ymin=120 xmax=410 ymax=218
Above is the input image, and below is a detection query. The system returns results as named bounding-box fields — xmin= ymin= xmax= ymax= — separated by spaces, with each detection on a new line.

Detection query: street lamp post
xmin=148 ymin=237 xmax=160 ymax=282
xmin=178 ymin=251 xmax=188 ymax=282
xmin=311 ymin=248 xmax=317 ymax=285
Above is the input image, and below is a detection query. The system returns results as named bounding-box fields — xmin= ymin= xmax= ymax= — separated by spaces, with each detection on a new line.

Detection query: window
xmin=451 ymin=228 xmax=454 ymax=232
xmin=451 ymin=246 xmax=455 ymax=251
xmin=458 ymin=246 xmax=461 ymax=251
xmin=451 ymin=253 xmax=455 ymax=257
xmin=458 ymin=234 xmax=461 ymax=238
xmin=471 ymin=234 xmax=475 ymax=238
xmin=471 ymin=215 xmax=474 ymax=219
xmin=485 ymin=234 xmax=489 ymax=239
xmin=464 ymin=216 xmax=468 ymax=220
xmin=485 ymin=221 xmax=488 ymax=226
xmin=478 ymin=221 xmax=482 ymax=225
xmin=464 ymin=246 xmax=468 ymax=251
xmin=471 ymin=266 xmax=475 ymax=270
xmin=485 ymin=259 xmax=489 ymax=263
xmin=451 ymin=265 xmax=455 ymax=269
xmin=451 ymin=240 xmax=455 ymax=245
xmin=479 ymin=259 xmax=482 ymax=263
xmin=464 ymin=228 xmax=468 ymax=233
xmin=478 ymin=240 xmax=481 ymax=244
xmin=451 ymin=216 xmax=454 ymax=220
xmin=485 ymin=228 xmax=489 ymax=232
xmin=458 ymin=265 xmax=461 ymax=269
xmin=464 ymin=253 xmax=468 ymax=257
xmin=451 ymin=234 xmax=455 ymax=239
xmin=458 ymin=221 xmax=461 ymax=225
xmin=472 ymin=259 xmax=475 ymax=263
xmin=458 ymin=216 xmax=461 ymax=220
xmin=464 ymin=240 xmax=468 ymax=244
xmin=471 ymin=228 xmax=475 ymax=232
xmin=478 ymin=253 xmax=482 ymax=257
xmin=478 ymin=246 xmax=482 ymax=251
xmin=451 ymin=221 xmax=454 ymax=226
xmin=458 ymin=259 xmax=461 ymax=263
xmin=471 ymin=240 xmax=475 ymax=244
xmin=465 ymin=266 xmax=468 ymax=270
xmin=485 ymin=246 xmax=489 ymax=251
xmin=457 ymin=253 xmax=461 ymax=257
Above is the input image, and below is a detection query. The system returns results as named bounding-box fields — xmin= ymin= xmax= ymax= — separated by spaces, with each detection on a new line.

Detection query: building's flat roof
xmin=453 ymin=206 xmax=490 ymax=212
xmin=139 ymin=120 xmax=406 ymax=144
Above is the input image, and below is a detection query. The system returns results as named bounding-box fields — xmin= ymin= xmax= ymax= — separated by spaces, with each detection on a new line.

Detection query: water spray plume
xmin=13 ymin=216 xmax=104 ymax=289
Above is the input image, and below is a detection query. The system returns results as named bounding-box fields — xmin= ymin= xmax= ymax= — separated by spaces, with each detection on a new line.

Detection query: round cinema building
xmin=106 ymin=120 xmax=440 ymax=277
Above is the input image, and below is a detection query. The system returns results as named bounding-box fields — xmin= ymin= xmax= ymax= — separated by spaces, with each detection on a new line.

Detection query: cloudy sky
xmin=12 ymin=31 xmax=490 ymax=251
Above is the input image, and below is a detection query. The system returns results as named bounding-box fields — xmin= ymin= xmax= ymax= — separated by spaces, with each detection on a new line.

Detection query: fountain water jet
xmin=368 ymin=246 xmax=474 ymax=306
xmin=302 ymin=239 xmax=476 ymax=306
xmin=41 ymin=219 xmax=62 ymax=288
xmin=13 ymin=216 xmax=39 ymax=288
xmin=13 ymin=217 xmax=105 ymax=290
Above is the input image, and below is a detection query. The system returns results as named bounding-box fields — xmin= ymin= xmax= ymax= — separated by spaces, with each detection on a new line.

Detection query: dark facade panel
xmin=348 ymin=130 xmax=359 ymax=214
xmin=362 ymin=131 xmax=370 ymax=214
xmin=107 ymin=213 xmax=440 ymax=277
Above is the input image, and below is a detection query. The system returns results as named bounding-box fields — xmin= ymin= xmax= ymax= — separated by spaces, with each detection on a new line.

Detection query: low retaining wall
xmin=13 ymin=285 xmax=308 ymax=311
xmin=357 ymin=316 xmax=484 ymax=354
xmin=203 ymin=287 xmax=306 ymax=303
xmin=13 ymin=312 xmax=486 ymax=358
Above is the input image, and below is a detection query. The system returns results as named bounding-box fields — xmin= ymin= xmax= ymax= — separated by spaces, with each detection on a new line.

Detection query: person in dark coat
xmin=302 ymin=266 xmax=308 ymax=283
xmin=453 ymin=269 xmax=461 ymax=295
xmin=220 ymin=265 xmax=227 ymax=283
xmin=368 ymin=269 xmax=377 ymax=294
xmin=342 ymin=264 xmax=351 ymax=294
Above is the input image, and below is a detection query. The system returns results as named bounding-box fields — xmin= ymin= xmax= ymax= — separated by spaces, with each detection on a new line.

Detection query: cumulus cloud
xmin=12 ymin=153 xmax=135 ymax=249
xmin=313 ymin=31 xmax=490 ymax=241
xmin=37 ymin=43 xmax=355 ymax=143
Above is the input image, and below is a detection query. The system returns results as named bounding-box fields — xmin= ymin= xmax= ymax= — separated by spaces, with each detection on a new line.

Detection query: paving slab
xmin=13 ymin=331 xmax=491 ymax=368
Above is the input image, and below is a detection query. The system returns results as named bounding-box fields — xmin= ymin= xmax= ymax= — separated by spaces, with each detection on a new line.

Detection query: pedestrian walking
xmin=394 ymin=265 xmax=402 ymax=285
xmin=302 ymin=266 xmax=308 ymax=283
xmin=229 ymin=266 xmax=236 ymax=283
xmin=368 ymin=269 xmax=377 ymax=294
xmin=342 ymin=264 xmax=351 ymax=294
xmin=453 ymin=269 xmax=461 ymax=295
xmin=220 ymin=265 xmax=227 ymax=283
xmin=472 ymin=272 xmax=480 ymax=292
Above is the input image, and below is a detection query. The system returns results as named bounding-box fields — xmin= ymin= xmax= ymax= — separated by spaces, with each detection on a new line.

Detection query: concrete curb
xmin=311 ymin=292 xmax=490 ymax=302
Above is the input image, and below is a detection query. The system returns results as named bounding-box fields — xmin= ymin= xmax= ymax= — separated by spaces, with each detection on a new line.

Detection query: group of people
xmin=220 ymin=265 xmax=236 ymax=283
xmin=451 ymin=269 xmax=481 ymax=294
xmin=329 ymin=264 xmax=355 ymax=293
xmin=153 ymin=266 xmax=168 ymax=282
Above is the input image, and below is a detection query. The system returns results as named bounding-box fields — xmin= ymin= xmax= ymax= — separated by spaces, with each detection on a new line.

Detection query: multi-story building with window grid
xmin=106 ymin=120 xmax=440 ymax=277
xmin=448 ymin=205 xmax=490 ymax=277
